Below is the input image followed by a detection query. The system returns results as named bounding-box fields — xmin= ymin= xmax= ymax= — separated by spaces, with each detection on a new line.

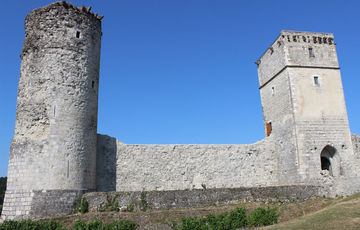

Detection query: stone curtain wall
xmin=112 ymin=137 xmax=278 ymax=192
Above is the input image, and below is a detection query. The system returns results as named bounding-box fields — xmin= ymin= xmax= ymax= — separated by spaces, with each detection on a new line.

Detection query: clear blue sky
xmin=1 ymin=0 xmax=359 ymax=177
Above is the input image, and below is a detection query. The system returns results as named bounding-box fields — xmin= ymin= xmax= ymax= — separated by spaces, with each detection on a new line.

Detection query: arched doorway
xmin=320 ymin=145 xmax=337 ymax=176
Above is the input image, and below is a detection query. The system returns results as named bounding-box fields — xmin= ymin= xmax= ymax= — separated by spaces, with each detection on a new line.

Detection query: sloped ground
xmin=260 ymin=193 xmax=360 ymax=230
xmin=55 ymin=196 xmax=334 ymax=229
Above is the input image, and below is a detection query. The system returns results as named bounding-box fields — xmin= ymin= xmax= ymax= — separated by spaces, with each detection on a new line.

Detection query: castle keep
xmin=1 ymin=1 xmax=360 ymax=221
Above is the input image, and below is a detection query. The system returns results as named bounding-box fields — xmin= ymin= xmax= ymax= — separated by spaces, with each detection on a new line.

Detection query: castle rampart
xmin=2 ymin=2 xmax=360 ymax=222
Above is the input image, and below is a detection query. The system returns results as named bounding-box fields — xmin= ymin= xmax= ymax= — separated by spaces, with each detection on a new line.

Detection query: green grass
xmin=260 ymin=192 xmax=360 ymax=230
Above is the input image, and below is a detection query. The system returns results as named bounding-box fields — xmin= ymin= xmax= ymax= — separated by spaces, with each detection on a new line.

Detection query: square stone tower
xmin=256 ymin=31 xmax=356 ymax=186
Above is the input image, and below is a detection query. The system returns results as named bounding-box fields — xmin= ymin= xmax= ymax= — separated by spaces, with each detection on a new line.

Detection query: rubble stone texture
xmin=1 ymin=2 xmax=360 ymax=222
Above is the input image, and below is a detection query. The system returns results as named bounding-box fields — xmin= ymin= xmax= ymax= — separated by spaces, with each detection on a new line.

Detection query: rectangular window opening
xmin=76 ymin=31 xmax=81 ymax=38
xmin=314 ymin=76 xmax=320 ymax=86
xmin=271 ymin=86 xmax=275 ymax=96
xmin=308 ymin=47 xmax=314 ymax=57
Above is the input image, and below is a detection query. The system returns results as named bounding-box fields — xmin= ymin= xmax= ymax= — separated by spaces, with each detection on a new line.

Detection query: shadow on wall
xmin=96 ymin=134 xmax=117 ymax=192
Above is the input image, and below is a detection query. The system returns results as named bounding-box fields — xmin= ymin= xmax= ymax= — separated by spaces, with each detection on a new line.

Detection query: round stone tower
xmin=1 ymin=1 xmax=102 ymax=220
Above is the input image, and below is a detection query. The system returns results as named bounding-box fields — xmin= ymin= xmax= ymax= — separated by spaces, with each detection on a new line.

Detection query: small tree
xmin=79 ymin=197 xmax=88 ymax=214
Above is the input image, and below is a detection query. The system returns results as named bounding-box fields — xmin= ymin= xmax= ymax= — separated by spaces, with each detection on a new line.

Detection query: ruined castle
xmin=1 ymin=1 xmax=360 ymax=221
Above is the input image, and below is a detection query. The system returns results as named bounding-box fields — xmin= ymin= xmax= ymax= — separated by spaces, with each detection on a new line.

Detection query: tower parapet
xmin=257 ymin=31 xmax=338 ymax=89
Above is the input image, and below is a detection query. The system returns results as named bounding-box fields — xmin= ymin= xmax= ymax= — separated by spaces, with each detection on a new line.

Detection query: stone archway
xmin=320 ymin=145 xmax=337 ymax=176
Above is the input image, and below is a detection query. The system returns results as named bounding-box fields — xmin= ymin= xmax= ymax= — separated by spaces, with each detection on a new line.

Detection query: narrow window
xmin=328 ymin=38 xmax=333 ymax=45
xmin=314 ymin=76 xmax=320 ymax=86
xmin=302 ymin=36 xmax=307 ymax=42
xmin=308 ymin=47 xmax=314 ymax=57
xmin=92 ymin=81 xmax=95 ymax=89
xmin=271 ymin=86 xmax=275 ymax=96
xmin=76 ymin=31 xmax=81 ymax=38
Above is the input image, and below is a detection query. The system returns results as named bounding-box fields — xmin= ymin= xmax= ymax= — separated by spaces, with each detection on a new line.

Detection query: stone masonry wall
xmin=84 ymin=186 xmax=321 ymax=212
xmin=1 ymin=190 xmax=84 ymax=221
xmin=96 ymin=135 xmax=117 ymax=192
xmin=111 ymin=137 xmax=278 ymax=192
xmin=259 ymin=70 xmax=300 ymax=185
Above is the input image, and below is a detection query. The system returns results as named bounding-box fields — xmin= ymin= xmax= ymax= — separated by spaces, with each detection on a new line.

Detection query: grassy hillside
xmin=54 ymin=196 xmax=334 ymax=229
xmin=260 ymin=193 xmax=360 ymax=230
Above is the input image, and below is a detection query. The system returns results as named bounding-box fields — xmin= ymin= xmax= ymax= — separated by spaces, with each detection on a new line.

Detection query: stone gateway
xmin=1 ymin=1 xmax=360 ymax=221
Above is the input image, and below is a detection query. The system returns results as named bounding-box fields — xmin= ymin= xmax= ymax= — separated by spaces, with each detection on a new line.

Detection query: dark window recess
xmin=314 ymin=76 xmax=320 ymax=86
xmin=309 ymin=47 xmax=314 ymax=57
xmin=266 ymin=122 xmax=272 ymax=137
xmin=318 ymin=37 xmax=322 ymax=44
xmin=271 ymin=86 xmax=275 ymax=96
xmin=76 ymin=31 xmax=81 ymax=38
xmin=320 ymin=145 xmax=336 ymax=176
xmin=321 ymin=157 xmax=331 ymax=171
xmin=92 ymin=81 xmax=95 ymax=89
xmin=313 ymin=36 xmax=317 ymax=44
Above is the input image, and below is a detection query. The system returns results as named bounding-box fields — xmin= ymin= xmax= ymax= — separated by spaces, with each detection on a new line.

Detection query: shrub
xmin=170 ymin=206 xmax=279 ymax=230
xmin=79 ymin=197 xmax=88 ymax=214
xmin=247 ymin=206 xmax=280 ymax=227
xmin=71 ymin=219 xmax=138 ymax=230
xmin=177 ymin=217 xmax=207 ymax=230
xmin=171 ymin=207 xmax=247 ymax=230
xmin=0 ymin=219 xmax=138 ymax=230
xmin=103 ymin=220 xmax=139 ymax=230
xmin=0 ymin=220 xmax=65 ymax=230
xmin=71 ymin=220 xmax=87 ymax=230
xmin=205 ymin=207 xmax=247 ymax=230
xmin=140 ymin=192 xmax=148 ymax=212
xmin=110 ymin=193 xmax=119 ymax=212
xmin=126 ymin=202 xmax=134 ymax=212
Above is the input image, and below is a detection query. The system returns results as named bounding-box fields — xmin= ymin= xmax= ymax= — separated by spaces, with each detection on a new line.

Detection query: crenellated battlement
xmin=279 ymin=31 xmax=335 ymax=45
